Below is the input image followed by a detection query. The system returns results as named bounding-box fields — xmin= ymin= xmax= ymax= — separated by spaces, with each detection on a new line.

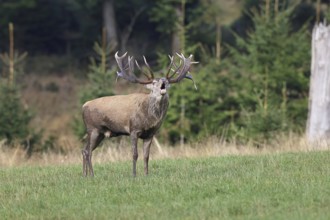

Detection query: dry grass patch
xmin=1 ymin=134 xmax=328 ymax=168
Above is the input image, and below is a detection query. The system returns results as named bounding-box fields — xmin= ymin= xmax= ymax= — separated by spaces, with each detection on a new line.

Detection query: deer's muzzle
xmin=160 ymin=82 xmax=166 ymax=95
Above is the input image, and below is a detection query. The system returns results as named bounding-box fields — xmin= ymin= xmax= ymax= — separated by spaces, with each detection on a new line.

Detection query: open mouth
xmin=161 ymin=82 xmax=165 ymax=90
xmin=160 ymin=82 xmax=166 ymax=95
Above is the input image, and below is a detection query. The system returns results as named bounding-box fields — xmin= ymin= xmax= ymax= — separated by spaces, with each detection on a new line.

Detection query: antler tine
xmin=115 ymin=51 xmax=153 ymax=84
xmin=167 ymin=53 xmax=197 ymax=87
xmin=165 ymin=55 xmax=175 ymax=78
xmin=143 ymin=56 xmax=155 ymax=79
xmin=115 ymin=51 xmax=128 ymax=70
xmin=167 ymin=53 xmax=186 ymax=80
xmin=168 ymin=58 xmax=183 ymax=80
xmin=135 ymin=60 xmax=152 ymax=80
xmin=128 ymin=55 xmax=135 ymax=73
xmin=178 ymin=53 xmax=192 ymax=75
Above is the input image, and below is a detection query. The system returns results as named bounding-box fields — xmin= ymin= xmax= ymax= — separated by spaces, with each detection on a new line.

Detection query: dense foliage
xmin=226 ymin=8 xmax=310 ymax=141
xmin=0 ymin=0 xmax=325 ymax=146
xmin=0 ymin=83 xmax=32 ymax=143
xmin=164 ymin=7 xmax=310 ymax=143
xmin=73 ymin=40 xmax=116 ymax=138
xmin=0 ymin=0 xmax=317 ymax=57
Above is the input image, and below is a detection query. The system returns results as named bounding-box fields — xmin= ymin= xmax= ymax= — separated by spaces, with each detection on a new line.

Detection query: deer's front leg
xmin=130 ymin=133 xmax=139 ymax=177
xmin=143 ymin=137 xmax=153 ymax=175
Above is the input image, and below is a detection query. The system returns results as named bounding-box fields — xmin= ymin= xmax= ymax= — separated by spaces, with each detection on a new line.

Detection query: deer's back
xmin=82 ymin=93 xmax=148 ymax=134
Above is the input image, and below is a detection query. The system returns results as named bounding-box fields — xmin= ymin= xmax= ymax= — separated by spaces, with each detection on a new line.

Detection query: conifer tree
xmin=73 ymin=29 xmax=116 ymax=138
xmin=0 ymin=83 xmax=32 ymax=142
xmin=227 ymin=5 xmax=310 ymax=140
xmin=0 ymin=23 xmax=32 ymax=144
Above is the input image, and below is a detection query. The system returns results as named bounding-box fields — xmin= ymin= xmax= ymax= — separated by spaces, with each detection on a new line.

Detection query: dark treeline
xmin=0 ymin=0 xmax=321 ymax=58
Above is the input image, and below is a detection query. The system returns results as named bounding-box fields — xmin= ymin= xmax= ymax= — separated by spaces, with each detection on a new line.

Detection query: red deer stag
xmin=82 ymin=52 xmax=197 ymax=176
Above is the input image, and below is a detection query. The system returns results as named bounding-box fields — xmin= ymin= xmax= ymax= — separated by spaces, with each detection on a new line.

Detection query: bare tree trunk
xmin=265 ymin=0 xmax=270 ymax=21
xmin=9 ymin=23 xmax=14 ymax=85
xmin=316 ymin=0 xmax=321 ymax=24
xmin=103 ymin=0 xmax=118 ymax=49
xmin=216 ymin=23 xmax=221 ymax=63
xmin=172 ymin=32 xmax=181 ymax=54
xmin=172 ymin=5 xmax=182 ymax=54
xmin=274 ymin=0 xmax=279 ymax=18
xmin=180 ymin=97 xmax=185 ymax=147
xmin=172 ymin=0 xmax=185 ymax=54
xmin=120 ymin=7 xmax=145 ymax=52
xmin=307 ymin=23 xmax=330 ymax=146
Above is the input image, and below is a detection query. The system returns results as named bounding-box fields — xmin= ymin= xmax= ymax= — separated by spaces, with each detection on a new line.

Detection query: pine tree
xmin=0 ymin=23 xmax=32 ymax=145
xmin=227 ymin=5 xmax=310 ymax=141
xmin=0 ymin=83 xmax=32 ymax=142
xmin=73 ymin=31 xmax=116 ymax=138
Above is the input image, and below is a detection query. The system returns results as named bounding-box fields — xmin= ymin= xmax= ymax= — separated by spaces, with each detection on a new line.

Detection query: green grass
xmin=0 ymin=151 xmax=329 ymax=219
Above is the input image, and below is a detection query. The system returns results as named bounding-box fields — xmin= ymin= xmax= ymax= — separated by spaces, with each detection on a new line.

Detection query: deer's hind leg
xmin=83 ymin=129 xmax=104 ymax=177
xmin=82 ymin=139 xmax=90 ymax=177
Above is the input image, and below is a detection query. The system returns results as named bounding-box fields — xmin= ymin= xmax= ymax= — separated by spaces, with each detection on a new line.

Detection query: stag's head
xmin=115 ymin=52 xmax=197 ymax=98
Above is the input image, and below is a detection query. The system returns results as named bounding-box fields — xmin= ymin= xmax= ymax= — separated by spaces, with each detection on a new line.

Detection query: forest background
xmin=0 ymin=0 xmax=328 ymax=154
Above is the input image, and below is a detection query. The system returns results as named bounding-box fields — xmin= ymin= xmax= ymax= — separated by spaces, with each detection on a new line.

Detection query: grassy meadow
xmin=0 ymin=150 xmax=329 ymax=219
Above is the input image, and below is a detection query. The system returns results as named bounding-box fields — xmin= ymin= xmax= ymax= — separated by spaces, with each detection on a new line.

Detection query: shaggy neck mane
xmin=148 ymin=94 xmax=169 ymax=119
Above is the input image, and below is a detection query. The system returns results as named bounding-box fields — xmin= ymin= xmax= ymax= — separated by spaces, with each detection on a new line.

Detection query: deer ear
xmin=145 ymin=83 xmax=154 ymax=90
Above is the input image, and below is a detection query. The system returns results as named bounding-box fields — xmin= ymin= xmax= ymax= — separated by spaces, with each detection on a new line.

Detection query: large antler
xmin=166 ymin=53 xmax=198 ymax=89
xmin=115 ymin=51 xmax=154 ymax=84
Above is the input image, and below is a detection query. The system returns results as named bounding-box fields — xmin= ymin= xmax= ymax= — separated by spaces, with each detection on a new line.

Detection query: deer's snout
xmin=160 ymin=81 xmax=167 ymax=95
